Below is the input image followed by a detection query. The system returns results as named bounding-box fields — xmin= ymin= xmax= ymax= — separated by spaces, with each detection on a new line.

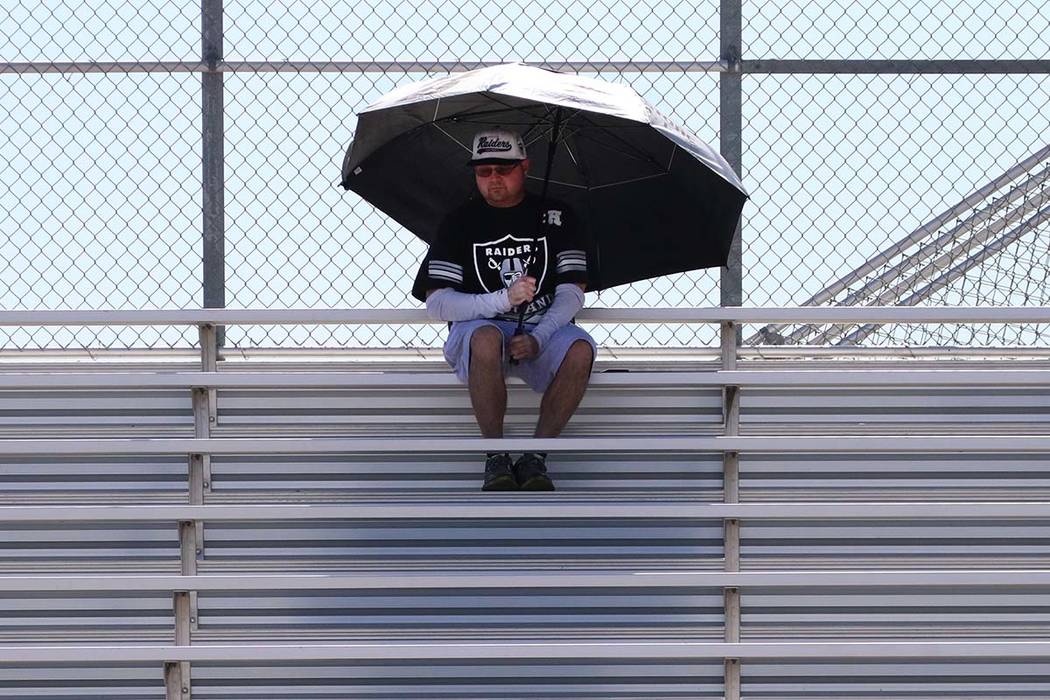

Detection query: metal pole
xmin=721 ymin=10 xmax=743 ymax=697
xmin=173 ymin=592 xmax=193 ymax=699
xmin=171 ymin=3 xmax=224 ymax=694
xmin=202 ymin=0 xmax=225 ymax=348
xmin=721 ymin=0 xmax=743 ymax=351
xmin=5 ymin=59 xmax=1050 ymax=76
xmin=164 ymin=662 xmax=184 ymax=700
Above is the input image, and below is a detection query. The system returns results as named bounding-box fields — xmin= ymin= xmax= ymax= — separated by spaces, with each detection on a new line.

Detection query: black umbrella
xmin=341 ymin=62 xmax=748 ymax=295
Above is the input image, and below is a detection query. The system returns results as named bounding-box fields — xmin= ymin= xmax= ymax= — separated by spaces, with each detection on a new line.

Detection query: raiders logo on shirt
xmin=473 ymin=234 xmax=548 ymax=293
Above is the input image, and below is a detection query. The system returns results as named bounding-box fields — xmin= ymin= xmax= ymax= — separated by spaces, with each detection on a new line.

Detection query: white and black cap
xmin=467 ymin=129 xmax=527 ymax=165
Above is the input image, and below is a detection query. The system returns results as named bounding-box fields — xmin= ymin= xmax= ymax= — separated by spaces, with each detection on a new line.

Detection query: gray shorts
xmin=443 ymin=319 xmax=597 ymax=393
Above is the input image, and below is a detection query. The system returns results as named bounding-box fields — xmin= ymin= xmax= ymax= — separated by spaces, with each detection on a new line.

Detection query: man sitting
xmin=412 ymin=129 xmax=596 ymax=491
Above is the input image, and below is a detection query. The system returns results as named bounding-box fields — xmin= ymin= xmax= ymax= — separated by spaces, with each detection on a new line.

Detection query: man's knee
xmin=469 ymin=325 xmax=503 ymax=366
xmin=560 ymin=339 xmax=594 ymax=375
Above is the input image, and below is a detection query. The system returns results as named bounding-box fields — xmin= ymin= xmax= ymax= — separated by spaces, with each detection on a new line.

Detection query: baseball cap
xmin=467 ymin=129 xmax=527 ymax=165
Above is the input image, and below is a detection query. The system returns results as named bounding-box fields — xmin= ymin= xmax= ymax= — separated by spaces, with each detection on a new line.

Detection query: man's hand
xmin=508 ymin=333 xmax=540 ymax=361
xmin=507 ymin=276 xmax=537 ymax=306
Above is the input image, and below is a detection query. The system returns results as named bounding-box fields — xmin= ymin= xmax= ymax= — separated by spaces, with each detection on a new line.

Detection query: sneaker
xmin=513 ymin=453 xmax=555 ymax=491
xmin=482 ymin=452 xmax=517 ymax=491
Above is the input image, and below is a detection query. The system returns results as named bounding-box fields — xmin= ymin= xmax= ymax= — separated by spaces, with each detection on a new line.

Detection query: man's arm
xmin=425 ymin=277 xmax=537 ymax=322
xmin=507 ymin=201 xmax=588 ymax=359
xmin=508 ymin=282 xmax=586 ymax=360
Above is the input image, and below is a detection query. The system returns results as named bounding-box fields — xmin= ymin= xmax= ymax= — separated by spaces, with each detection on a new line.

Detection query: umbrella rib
xmin=440 ymin=112 xmax=546 ymax=126
xmin=434 ymin=95 xmax=557 ymax=126
xmin=585 ymin=172 xmax=671 ymax=192
xmin=560 ymin=129 xmax=595 ymax=189
xmin=573 ymin=112 xmax=668 ymax=170
xmin=520 ymin=104 xmax=560 ymax=150
xmin=582 ymin=131 xmax=666 ymax=168
xmin=523 ymin=175 xmax=589 ymax=190
xmin=563 ymin=139 xmax=580 ymax=169
xmin=432 ymin=123 xmax=472 ymax=154
xmin=523 ymin=109 xmax=583 ymax=144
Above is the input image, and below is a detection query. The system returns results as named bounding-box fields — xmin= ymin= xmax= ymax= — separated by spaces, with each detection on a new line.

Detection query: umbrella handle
xmin=509 ymin=310 xmax=526 ymax=365
xmin=514 ymin=304 xmax=527 ymax=334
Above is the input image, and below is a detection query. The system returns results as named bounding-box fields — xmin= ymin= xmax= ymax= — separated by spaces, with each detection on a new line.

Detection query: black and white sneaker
xmin=482 ymin=452 xmax=517 ymax=491
xmin=513 ymin=453 xmax=555 ymax=491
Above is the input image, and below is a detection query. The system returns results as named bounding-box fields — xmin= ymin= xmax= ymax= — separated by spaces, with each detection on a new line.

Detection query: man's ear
xmin=520 ymin=159 xmax=530 ymax=175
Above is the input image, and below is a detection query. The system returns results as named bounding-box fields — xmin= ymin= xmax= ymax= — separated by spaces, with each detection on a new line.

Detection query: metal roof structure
xmin=751 ymin=143 xmax=1050 ymax=347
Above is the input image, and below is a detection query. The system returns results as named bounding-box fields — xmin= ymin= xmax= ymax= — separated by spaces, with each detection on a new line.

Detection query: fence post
xmin=202 ymin=0 xmax=225 ymax=347
xmin=721 ymin=0 xmax=744 ymax=350
xmin=721 ymin=5 xmax=743 ymax=696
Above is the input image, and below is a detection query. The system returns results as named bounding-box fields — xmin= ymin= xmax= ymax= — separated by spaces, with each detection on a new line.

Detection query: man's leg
xmin=535 ymin=339 xmax=594 ymax=438
xmin=467 ymin=325 xmax=507 ymax=438
xmin=469 ymin=325 xmax=517 ymax=492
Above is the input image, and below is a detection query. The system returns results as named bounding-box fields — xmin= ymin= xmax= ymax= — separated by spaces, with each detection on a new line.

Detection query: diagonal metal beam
xmin=785 ymin=165 xmax=1050 ymax=345
xmin=749 ymin=144 xmax=1050 ymax=345
xmin=840 ymin=201 xmax=1050 ymax=345
xmin=804 ymin=185 xmax=1050 ymax=346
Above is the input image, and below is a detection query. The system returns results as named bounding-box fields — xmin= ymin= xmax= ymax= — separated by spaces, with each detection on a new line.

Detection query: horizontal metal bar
xmin=0 ymin=61 xmax=208 ymax=74
xmin=2 ymin=570 xmax=1050 ymax=592
xmin=0 ymin=371 xmax=695 ymax=390
xmin=1 ymin=502 xmax=1047 ymax=523
xmin=0 ymin=436 xmax=1047 ymax=457
xmin=0 ymin=307 xmax=1046 ymax=326
xmin=0 ymin=60 xmax=727 ymax=75
xmin=2 ymin=641 xmax=1050 ymax=662
xmin=4 ymin=59 xmax=1047 ymax=76
xmin=0 ymin=345 xmax=1043 ymax=363
xmin=0 ymin=369 xmax=1046 ymax=390
xmin=226 ymin=60 xmax=731 ymax=73
xmin=743 ymin=59 xmax=1050 ymax=74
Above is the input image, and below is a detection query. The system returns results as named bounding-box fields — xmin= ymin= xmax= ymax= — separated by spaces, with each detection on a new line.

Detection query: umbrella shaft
xmin=515 ymin=107 xmax=564 ymax=338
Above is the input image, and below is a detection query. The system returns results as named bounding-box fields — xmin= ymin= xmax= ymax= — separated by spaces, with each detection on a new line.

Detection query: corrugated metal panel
xmin=740 ymin=387 xmax=1050 ymax=435
xmin=742 ymin=586 xmax=1050 ymax=639
xmin=194 ymin=586 xmax=724 ymax=642
xmin=190 ymin=660 xmax=725 ymax=699
xmin=0 ymin=664 xmax=165 ymax=698
xmin=0 ymin=456 xmax=187 ymax=505
xmin=0 ymin=389 xmax=193 ymax=438
xmin=742 ymin=660 xmax=1050 ymax=698
xmin=0 ymin=522 xmax=179 ymax=574
xmin=198 ymin=518 xmax=725 ymax=573
xmin=741 ymin=453 xmax=1050 ymax=502
xmin=741 ymin=519 xmax=1050 ymax=569
xmin=0 ymin=591 xmax=172 ymax=642
xmin=207 ymin=453 xmax=725 ymax=499
xmin=213 ymin=380 xmax=725 ymax=437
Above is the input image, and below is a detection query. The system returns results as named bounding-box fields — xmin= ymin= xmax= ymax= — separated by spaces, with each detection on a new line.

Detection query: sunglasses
xmin=474 ymin=164 xmax=521 ymax=178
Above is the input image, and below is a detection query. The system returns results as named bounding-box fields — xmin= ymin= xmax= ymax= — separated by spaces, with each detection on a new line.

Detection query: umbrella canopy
xmin=341 ymin=63 xmax=748 ymax=293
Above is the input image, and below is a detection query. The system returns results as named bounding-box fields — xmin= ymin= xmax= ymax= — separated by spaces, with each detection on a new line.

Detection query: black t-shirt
xmin=412 ymin=194 xmax=590 ymax=323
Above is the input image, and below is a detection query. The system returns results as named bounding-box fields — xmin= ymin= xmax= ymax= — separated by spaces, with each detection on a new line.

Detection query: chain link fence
xmin=1 ymin=1 xmax=1048 ymax=350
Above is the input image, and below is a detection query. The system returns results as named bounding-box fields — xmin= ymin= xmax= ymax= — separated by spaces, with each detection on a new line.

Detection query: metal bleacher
xmin=0 ymin=306 xmax=1048 ymax=699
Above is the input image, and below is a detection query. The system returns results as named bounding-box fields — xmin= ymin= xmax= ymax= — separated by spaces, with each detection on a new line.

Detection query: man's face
xmin=474 ymin=160 xmax=529 ymax=208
